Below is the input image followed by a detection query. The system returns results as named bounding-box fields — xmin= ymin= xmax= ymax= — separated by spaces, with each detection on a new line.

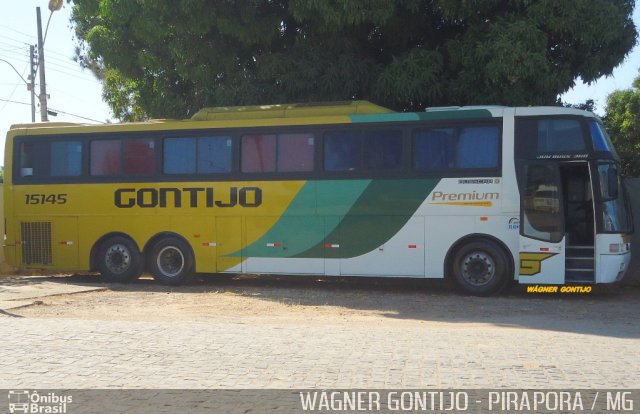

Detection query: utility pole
xmin=36 ymin=6 xmax=48 ymax=122
xmin=29 ymin=45 xmax=36 ymax=122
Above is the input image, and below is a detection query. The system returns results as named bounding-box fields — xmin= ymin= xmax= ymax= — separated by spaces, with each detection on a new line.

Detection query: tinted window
xmin=198 ymin=136 xmax=232 ymax=173
xmin=537 ymin=119 xmax=585 ymax=152
xmin=413 ymin=128 xmax=455 ymax=170
xmin=242 ymin=134 xmax=276 ymax=173
xmin=51 ymin=141 xmax=82 ymax=176
xmin=164 ymin=136 xmax=232 ymax=174
xmin=324 ymin=131 xmax=361 ymax=171
xmin=456 ymin=126 xmax=499 ymax=168
xmin=91 ymin=140 xmax=121 ymax=176
xmin=123 ymin=139 xmax=155 ymax=175
xmin=522 ymin=164 xmax=563 ymax=242
xmin=364 ymin=130 xmax=402 ymax=170
xmin=278 ymin=134 xmax=314 ymax=172
xmin=589 ymin=120 xmax=617 ymax=155
xmin=164 ymin=138 xmax=196 ymax=174
xmin=20 ymin=142 xmax=49 ymax=177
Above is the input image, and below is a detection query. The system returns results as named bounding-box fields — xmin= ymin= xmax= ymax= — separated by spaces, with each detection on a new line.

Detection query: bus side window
xmin=241 ymin=134 xmax=277 ymax=173
xmin=324 ymin=131 xmax=361 ymax=172
xmin=51 ymin=141 xmax=82 ymax=177
xmin=164 ymin=136 xmax=232 ymax=174
xmin=413 ymin=128 xmax=455 ymax=171
xmin=198 ymin=136 xmax=232 ymax=173
xmin=364 ymin=130 xmax=402 ymax=170
xmin=123 ymin=138 xmax=155 ymax=175
xmin=277 ymin=134 xmax=314 ymax=172
xmin=165 ymin=138 xmax=196 ymax=174
xmin=91 ymin=140 xmax=122 ymax=176
xmin=456 ymin=126 xmax=498 ymax=168
xmin=20 ymin=142 xmax=49 ymax=177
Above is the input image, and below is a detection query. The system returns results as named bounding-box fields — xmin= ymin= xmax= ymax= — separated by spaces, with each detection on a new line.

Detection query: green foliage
xmin=560 ymin=99 xmax=597 ymax=113
xmin=69 ymin=0 xmax=637 ymax=120
xmin=604 ymin=74 xmax=640 ymax=177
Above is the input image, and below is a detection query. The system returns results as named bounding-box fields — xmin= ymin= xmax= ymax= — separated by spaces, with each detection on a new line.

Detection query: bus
xmin=3 ymin=101 xmax=633 ymax=295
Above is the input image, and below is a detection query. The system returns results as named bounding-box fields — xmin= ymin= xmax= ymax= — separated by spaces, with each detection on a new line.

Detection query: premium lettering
xmin=431 ymin=190 xmax=500 ymax=201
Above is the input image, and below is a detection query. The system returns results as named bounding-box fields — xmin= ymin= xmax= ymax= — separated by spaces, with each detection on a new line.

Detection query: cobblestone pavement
xmin=1 ymin=277 xmax=639 ymax=389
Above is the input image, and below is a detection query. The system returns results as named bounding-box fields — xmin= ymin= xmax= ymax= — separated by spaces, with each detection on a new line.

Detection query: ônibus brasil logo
xmin=8 ymin=390 xmax=72 ymax=414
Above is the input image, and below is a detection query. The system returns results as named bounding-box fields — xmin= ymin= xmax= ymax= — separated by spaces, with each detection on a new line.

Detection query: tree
xmin=604 ymin=74 xmax=640 ymax=177
xmin=69 ymin=0 xmax=637 ymax=120
xmin=560 ymin=99 xmax=597 ymax=113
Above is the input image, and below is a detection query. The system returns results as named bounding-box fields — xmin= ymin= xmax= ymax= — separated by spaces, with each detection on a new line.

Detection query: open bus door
xmin=518 ymin=163 xmax=566 ymax=284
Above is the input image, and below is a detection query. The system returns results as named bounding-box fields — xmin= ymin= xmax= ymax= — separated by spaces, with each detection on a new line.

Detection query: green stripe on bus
xmin=417 ymin=109 xmax=493 ymax=121
xmin=231 ymin=180 xmax=371 ymax=257
xmin=294 ymin=178 xmax=440 ymax=258
xmin=349 ymin=113 xmax=420 ymax=123
xmin=350 ymin=109 xmax=493 ymax=124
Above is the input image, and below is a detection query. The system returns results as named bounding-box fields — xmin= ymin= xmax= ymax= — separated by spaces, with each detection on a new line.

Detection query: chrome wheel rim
xmin=157 ymin=246 xmax=185 ymax=278
xmin=105 ymin=244 xmax=131 ymax=274
xmin=461 ymin=251 xmax=495 ymax=286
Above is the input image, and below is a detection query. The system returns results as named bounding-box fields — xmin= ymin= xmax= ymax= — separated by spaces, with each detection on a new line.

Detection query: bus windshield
xmin=597 ymin=162 xmax=633 ymax=233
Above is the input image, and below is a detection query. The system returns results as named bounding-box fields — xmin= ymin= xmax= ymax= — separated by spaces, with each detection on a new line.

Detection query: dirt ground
xmin=10 ymin=273 xmax=640 ymax=330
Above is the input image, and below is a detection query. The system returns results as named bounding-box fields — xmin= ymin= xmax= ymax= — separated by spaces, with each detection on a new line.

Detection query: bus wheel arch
xmin=144 ymin=232 xmax=195 ymax=286
xmin=92 ymin=233 xmax=144 ymax=283
xmin=445 ymin=234 xmax=514 ymax=296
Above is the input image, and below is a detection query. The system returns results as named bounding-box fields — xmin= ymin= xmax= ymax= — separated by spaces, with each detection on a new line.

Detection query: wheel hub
xmin=157 ymin=246 xmax=185 ymax=278
xmin=105 ymin=244 xmax=131 ymax=274
xmin=461 ymin=251 xmax=495 ymax=286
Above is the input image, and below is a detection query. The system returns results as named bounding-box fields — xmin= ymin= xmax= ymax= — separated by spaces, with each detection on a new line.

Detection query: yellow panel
xmin=7 ymin=164 xmax=305 ymax=272
xmin=52 ymin=217 xmax=79 ymax=269
xmin=216 ymin=217 xmax=242 ymax=271
xmin=170 ymin=215 xmax=216 ymax=273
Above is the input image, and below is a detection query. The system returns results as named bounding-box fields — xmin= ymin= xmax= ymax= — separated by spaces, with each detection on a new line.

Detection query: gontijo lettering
xmin=114 ymin=187 xmax=262 ymax=208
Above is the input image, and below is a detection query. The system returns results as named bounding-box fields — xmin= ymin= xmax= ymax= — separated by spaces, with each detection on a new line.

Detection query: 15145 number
xmin=24 ymin=194 xmax=68 ymax=205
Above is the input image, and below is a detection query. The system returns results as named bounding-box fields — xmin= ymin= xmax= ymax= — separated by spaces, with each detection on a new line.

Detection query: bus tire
xmin=97 ymin=236 xmax=143 ymax=283
xmin=148 ymin=237 xmax=194 ymax=286
xmin=452 ymin=240 xmax=510 ymax=296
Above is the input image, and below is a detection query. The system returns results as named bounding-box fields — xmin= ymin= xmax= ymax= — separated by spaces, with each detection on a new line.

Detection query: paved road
xmin=1 ymin=277 xmax=639 ymax=389
xmin=1 ymin=317 xmax=639 ymax=389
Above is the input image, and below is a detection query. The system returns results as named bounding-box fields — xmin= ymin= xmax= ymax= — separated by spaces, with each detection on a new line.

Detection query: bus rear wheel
xmin=97 ymin=236 xmax=143 ymax=283
xmin=148 ymin=237 xmax=194 ymax=286
xmin=451 ymin=240 xmax=510 ymax=296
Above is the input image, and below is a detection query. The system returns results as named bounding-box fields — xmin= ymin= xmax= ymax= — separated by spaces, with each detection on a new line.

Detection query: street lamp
xmin=48 ymin=0 xmax=63 ymax=12
xmin=36 ymin=0 xmax=63 ymax=122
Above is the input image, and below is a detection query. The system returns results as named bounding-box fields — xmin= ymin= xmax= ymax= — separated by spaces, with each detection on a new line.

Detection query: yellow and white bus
xmin=3 ymin=101 xmax=633 ymax=295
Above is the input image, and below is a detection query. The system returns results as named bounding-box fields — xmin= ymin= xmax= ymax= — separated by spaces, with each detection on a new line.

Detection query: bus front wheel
xmin=452 ymin=240 xmax=510 ymax=296
xmin=97 ymin=236 xmax=143 ymax=283
xmin=148 ymin=237 xmax=194 ymax=286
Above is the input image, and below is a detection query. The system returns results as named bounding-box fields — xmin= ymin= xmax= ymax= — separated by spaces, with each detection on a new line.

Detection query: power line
xmin=45 ymin=65 xmax=101 ymax=83
xmin=0 ymin=97 xmax=107 ymax=123
xmin=0 ymin=25 xmax=33 ymax=40
xmin=0 ymin=34 xmax=29 ymax=46
xmin=48 ymin=107 xmax=106 ymax=123
xmin=0 ymin=97 xmax=30 ymax=106
xmin=0 ymin=79 xmax=24 ymax=114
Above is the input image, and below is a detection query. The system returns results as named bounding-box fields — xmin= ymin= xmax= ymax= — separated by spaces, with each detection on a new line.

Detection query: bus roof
xmin=7 ymin=102 xmax=598 ymax=135
xmin=190 ymin=100 xmax=393 ymax=121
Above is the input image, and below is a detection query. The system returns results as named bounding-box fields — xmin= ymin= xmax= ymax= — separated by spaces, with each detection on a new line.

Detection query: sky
xmin=0 ymin=2 xmax=639 ymax=168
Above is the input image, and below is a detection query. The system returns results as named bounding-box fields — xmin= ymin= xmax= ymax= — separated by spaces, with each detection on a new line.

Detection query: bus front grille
xmin=20 ymin=222 xmax=52 ymax=265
